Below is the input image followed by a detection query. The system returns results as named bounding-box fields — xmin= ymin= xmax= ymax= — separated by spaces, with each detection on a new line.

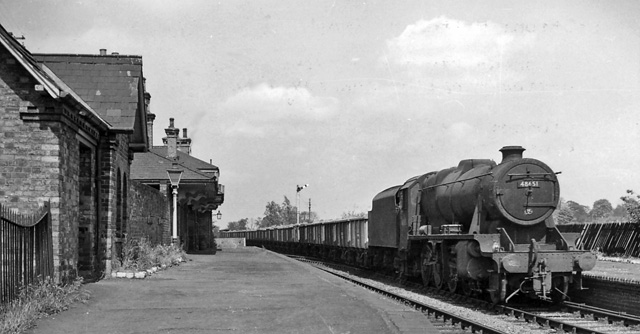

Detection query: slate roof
xmin=33 ymin=54 xmax=142 ymax=130
xmin=33 ymin=53 xmax=148 ymax=148
xmin=130 ymin=147 xmax=219 ymax=183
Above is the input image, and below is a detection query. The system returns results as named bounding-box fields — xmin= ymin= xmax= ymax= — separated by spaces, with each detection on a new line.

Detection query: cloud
xmin=221 ymin=83 xmax=339 ymax=137
xmin=448 ymin=122 xmax=473 ymax=138
xmin=384 ymin=16 xmax=535 ymax=84
xmin=224 ymin=119 xmax=267 ymax=138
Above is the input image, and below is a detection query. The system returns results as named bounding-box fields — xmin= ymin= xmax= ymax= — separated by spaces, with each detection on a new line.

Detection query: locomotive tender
xmin=221 ymin=146 xmax=596 ymax=303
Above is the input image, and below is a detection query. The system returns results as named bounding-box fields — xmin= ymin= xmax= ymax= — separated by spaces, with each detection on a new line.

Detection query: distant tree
xmin=227 ymin=221 xmax=238 ymax=231
xmin=298 ymin=211 xmax=319 ymax=224
xmin=260 ymin=196 xmax=297 ymax=227
xmin=261 ymin=200 xmax=283 ymax=227
xmin=612 ymin=204 xmax=628 ymax=218
xmin=566 ymin=201 xmax=590 ymax=222
xmin=555 ymin=206 xmax=574 ymax=225
xmin=621 ymin=189 xmax=640 ymax=223
xmin=553 ymin=198 xmax=572 ymax=225
xmin=281 ymin=197 xmax=296 ymax=225
xmin=227 ymin=218 xmax=249 ymax=231
xmin=589 ymin=199 xmax=613 ymax=221
xmin=248 ymin=217 xmax=262 ymax=230
xmin=341 ymin=210 xmax=368 ymax=219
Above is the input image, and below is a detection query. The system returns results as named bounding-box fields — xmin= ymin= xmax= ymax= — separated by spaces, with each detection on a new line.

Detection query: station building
xmin=130 ymin=117 xmax=224 ymax=253
xmin=0 ymin=23 xmax=223 ymax=283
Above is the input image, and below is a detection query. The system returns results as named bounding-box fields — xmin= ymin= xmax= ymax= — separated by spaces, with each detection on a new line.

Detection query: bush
xmin=0 ymin=277 xmax=89 ymax=334
xmin=112 ymin=237 xmax=187 ymax=272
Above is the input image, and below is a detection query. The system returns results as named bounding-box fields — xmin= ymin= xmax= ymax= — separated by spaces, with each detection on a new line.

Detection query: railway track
xmin=287 ymin=254 xmax=640 ymax=334
xmin=562 ymin=302 xmax=640 ymax=327
xmin=494 ymin=303 xmax=640 ymax=334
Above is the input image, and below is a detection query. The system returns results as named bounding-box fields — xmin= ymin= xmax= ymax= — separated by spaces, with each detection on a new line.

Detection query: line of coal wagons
xmin=220 ymin=218 xmax=369 ymax=263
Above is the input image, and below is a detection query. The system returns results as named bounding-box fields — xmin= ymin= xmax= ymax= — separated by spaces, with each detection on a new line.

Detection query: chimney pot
xmin=99 ymin=48 xmax=107 ymax=56
xmin=183 ymin=128 xmax=188 ymax=138
xmin=111 ymin=52 xmax=119 ymax=55
xmin=169 ymin=118 xmax=175 ymax=128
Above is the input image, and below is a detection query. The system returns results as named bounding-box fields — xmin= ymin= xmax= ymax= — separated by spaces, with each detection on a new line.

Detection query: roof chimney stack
xmin=176 ymin=127 xmax=192 ymax=155
xmin=164 ymin=118 xmax=179 ymax=160
xmin=145 ymin=92 xmax=154 ymax=149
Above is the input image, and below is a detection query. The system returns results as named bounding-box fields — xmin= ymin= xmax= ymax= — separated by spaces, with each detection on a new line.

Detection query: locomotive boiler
xmin=369 ymin=146 xmax=596 ymax=303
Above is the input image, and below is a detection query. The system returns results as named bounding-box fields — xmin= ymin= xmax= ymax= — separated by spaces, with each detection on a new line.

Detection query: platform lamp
xmin=296 ymin=184 xmax=308 ymax=225
xmin=216 ymin=210 xmax=222 ymax=220
xmin=167 ymin=163 xmax=184 ymax=246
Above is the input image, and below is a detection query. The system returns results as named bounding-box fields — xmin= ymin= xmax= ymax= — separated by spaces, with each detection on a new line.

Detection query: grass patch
xmin=112 ymin=237 xmax=188 ymax=272
xmin=0 ymin=277 xmax=90 ymax=334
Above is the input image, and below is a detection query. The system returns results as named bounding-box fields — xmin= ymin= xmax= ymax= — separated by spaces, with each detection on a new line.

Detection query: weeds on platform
xmin=0 ymin=277 xmax=90 ymax=334
xmin=113 ymin=237 xmax=187 ymax=272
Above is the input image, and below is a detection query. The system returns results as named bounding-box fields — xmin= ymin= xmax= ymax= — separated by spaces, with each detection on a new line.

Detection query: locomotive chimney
xmin=500 ymin=146 xmax=525 ymax=163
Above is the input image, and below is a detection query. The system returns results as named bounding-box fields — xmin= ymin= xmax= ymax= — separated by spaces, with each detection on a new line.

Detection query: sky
xmin=1 ymin=0 xmax=639 ymax=227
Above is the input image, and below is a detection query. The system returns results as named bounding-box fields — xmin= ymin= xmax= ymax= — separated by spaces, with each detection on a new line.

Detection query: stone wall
xmin=128 ymin=180 xmax=169 ymax=245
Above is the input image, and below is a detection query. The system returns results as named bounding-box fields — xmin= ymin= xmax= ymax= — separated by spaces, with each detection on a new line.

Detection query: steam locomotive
xmin=221 ymin=146 xmax=596 ymax=303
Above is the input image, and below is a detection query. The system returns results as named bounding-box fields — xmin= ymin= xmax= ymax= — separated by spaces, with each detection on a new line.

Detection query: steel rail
xmin=493 ymin=304 xmax=612 ymax=334
xmin=562 ymin=301 xmax=640 ymax=327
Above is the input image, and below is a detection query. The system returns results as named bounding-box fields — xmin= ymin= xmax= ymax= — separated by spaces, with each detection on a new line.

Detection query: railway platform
xmin=27 ymin=247 xmax=437 ymax=334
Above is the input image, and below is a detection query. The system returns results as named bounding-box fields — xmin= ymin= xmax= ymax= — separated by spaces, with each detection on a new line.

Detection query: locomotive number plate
xmin=518 ymin=180 xmax=540 ymax=188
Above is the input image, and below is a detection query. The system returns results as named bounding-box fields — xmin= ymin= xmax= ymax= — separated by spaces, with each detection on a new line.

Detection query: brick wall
xmin=98 ymin=133 xmax=133 ymax=274
xmin=0 ymin=48 xmax=58 ymax=212
xmin=128 ymin=180 xmax=169 ymax=245
xmin=78 ymin=143 xmax=97 ymax=276
xmin=571 ymin=277 xmax=640 ymax=316
xmin=0 ymin=47 xmax=100 ymax=282
xmin=56 ymin=120 xmax=81 ymax=281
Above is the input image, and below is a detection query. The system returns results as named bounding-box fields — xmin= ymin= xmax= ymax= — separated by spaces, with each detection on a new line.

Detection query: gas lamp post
xmin=167 ymin=163 xmax=184 ymax=246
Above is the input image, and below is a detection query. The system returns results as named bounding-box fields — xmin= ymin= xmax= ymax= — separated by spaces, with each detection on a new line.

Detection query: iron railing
xmin=558 ymin=221 xmax=640 ymax=257
xmin=0 ymin=202 xmax=53 ymax=304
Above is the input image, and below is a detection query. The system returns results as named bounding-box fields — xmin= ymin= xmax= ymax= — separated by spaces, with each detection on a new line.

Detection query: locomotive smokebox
xmin=500 ymin=146 xmax=525 ymax=163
